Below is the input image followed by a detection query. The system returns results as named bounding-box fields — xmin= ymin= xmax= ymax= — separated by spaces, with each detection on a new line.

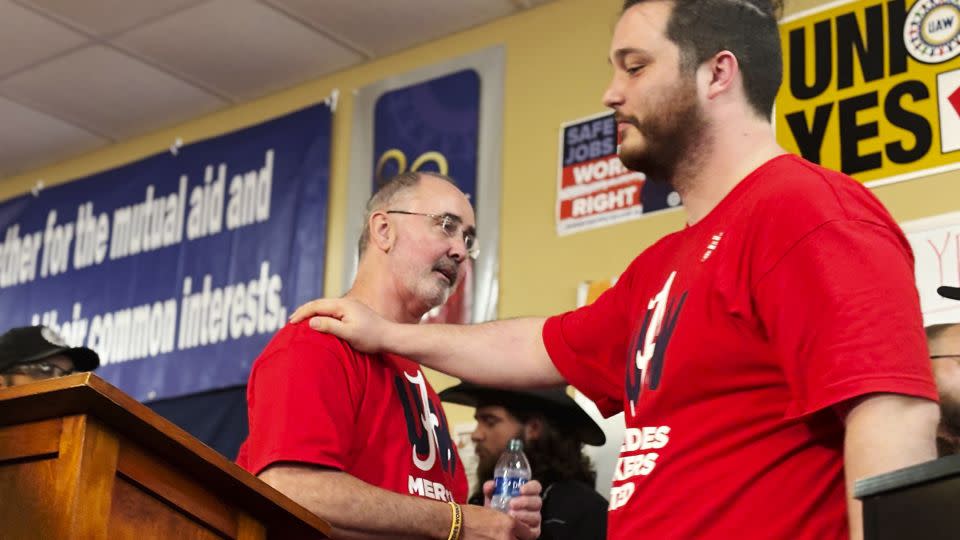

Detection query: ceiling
xmin=0 ymin=0 xmax=552 ymax=178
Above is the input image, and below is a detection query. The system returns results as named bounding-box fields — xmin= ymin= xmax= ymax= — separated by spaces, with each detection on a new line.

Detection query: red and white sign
xmin=938 ymin=68 xmax=960 ymax=154
xmin=557 ymin=112 xmax=648 ymax=235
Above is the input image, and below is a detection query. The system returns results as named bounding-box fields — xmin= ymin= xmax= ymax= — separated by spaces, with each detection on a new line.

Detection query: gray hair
xmin=357 ymin=171 xmax=458 ymax=258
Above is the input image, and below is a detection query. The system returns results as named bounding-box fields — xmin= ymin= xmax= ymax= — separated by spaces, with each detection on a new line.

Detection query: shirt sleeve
xmin=542 ymin=265 xmax=639 ymax=417
xmin=241 ymin=333 xmax=363 ymax=475
xmin=754 ymin=219 xmax=938 ymax=419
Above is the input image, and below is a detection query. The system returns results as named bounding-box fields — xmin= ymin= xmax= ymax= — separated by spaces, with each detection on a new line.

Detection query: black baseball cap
xmin=0 ymin=326 xmax=100 ymax=373
xmin=938 ymin=286 xmax=960 ymax=301
xmin=440 ymin=382 xmax=606 ymax=446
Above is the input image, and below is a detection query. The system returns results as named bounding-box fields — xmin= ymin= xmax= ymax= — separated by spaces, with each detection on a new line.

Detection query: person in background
xmin=441 ymin=382 xmax=607 ymax=540
xmin=237 ymin=171 xmax=541 ymax=540
xmin=0 ymin=325 xmax=99 ymax=388
xmin=926 ymin=321 xmax=960 ymax=456
xmin=925 ymin=286 xmax=960 ymax=456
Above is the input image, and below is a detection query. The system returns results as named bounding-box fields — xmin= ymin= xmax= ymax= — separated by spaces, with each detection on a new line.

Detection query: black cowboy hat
xmin=0 ymin=326 xmax=100 ymax=373
xmin=440 ymin=382 xmax=606 ymax=446
xmin=939 ymin=286 xmax=960 ymax=301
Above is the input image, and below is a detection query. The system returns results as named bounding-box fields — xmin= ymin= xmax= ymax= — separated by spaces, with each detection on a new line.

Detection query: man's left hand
xmin=483 ymin=479 xmax=543 ymax=538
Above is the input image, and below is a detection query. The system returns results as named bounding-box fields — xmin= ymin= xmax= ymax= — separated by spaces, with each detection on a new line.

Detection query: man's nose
xmin=603 ymin=76 xmax=626 ymax=109
xmin=448 ymin=236 xmax=467 ymax=262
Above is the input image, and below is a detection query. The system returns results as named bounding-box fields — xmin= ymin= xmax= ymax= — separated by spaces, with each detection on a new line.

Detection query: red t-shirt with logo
xmin=543 ymin=155 xmax=937 ymax=539
xmin=237 ymin=322 xmax=468 ymax=504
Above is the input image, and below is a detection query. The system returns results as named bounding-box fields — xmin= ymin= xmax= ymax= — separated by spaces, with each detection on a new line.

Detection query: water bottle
xmin=490 ymin=438 xmax=531 ymax=512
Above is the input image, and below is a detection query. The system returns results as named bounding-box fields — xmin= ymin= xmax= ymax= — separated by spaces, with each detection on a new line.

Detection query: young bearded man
xmin=238 ymin=172 xmax=542 ymax=540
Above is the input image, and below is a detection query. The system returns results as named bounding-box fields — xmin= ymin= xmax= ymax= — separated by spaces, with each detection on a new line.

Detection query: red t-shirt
xmin=543 ymin=155 xmax=937 ymax=540
xmin=237 ymin=322 xmax=468 ymax=504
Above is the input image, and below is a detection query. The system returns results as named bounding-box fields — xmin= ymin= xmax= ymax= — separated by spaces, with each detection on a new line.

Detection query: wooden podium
xmin=0 ymin=373 xmax=330 ymax=539
xmin=855 ymin=454 xmax=960 ymax=540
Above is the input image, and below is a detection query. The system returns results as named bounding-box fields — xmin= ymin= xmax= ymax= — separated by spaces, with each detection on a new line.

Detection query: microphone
xmin=937 ymin=286 xmax=960 ymax=301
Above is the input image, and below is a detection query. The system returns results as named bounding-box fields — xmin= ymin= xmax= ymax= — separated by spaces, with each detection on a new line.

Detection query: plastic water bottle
xmin=490 ymin=438 xmax=531 ymax=512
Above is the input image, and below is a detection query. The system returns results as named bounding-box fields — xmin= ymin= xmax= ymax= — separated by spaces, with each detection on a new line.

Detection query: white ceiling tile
xmin=18 ymin=0 xmax=202 ymax=37
xmin=116 ymin=0 xmax=364 ymax=100
xmin=0 ymin=45 xmax=226 ymax=139
xmin=266 ymin=0 xmax=517 ymax=57
xmin=0 ymin=96 xmax=106 ymax=176
xmin=0 ymin=0 xmax=88 ymax=77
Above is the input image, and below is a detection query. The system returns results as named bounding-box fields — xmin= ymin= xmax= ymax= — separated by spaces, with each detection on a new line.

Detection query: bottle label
xmin=493 ymin=476 xmax=528 ymax=497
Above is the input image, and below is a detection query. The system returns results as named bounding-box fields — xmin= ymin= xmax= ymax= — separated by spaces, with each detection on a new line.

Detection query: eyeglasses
xmin=1 ymin=360 xmax=75 ymax=379
xmin=386 ymin=210 xmax=479 ymax=260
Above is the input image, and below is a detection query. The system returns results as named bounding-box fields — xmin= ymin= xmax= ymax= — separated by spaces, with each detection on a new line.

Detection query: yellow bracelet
xmin=446 ymin=501 xmax=463 ymax=540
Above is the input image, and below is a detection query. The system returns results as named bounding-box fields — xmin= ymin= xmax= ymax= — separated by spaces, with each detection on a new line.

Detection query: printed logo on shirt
xmin=609 ymin=425 xmax=673 ymax=511
xmin=700 ymin=232 xmax=724 ymax=262
xmin=395 ymin=369 xmax=459 ymax=501
xmin=626 ymin=271 xmax=687 ymax=416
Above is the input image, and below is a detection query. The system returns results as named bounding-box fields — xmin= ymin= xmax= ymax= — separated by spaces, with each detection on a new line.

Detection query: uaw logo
xmin=905 ymin=0 xmax=960 ymax=64
xmin=395 ymin=369 xmax=458 ymax=476
xmin=626 ymin=272 xmax=687 ymax=416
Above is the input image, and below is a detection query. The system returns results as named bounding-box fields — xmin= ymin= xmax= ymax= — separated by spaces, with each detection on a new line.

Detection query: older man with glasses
xmin=0 ymin=325 xmax=100 ymax=388
xmin=236 ymin=171 xmax=541 ymax=540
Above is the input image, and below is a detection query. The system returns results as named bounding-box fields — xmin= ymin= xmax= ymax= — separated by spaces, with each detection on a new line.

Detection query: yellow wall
xmin=1 ymin=0 xmax=957 ymax=426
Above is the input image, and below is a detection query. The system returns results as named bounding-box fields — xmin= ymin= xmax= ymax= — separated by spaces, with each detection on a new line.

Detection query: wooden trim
xmin=55 ymin=415 xmax=120 ymax=540
xmin=0 ymin=374 xmax=330 ymax=538
xmin=237 ymin=512 xmax=267 ymax=540
xmin=0 ymin=418 xmax=61 ymax=463
xmin=116 ymin=441 xmax=238 ymax=538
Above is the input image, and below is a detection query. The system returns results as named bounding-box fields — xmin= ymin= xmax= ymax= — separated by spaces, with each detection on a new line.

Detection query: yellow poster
xmin=776 ymin=0 xmax=960 ymax=186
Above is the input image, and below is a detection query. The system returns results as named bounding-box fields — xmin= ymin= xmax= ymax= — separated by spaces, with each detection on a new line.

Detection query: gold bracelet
xmin=446 ymin=501 xmax=463 ymax=540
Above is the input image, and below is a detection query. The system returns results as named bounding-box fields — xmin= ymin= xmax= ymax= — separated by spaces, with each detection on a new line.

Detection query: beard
xmin=476 ymin=451 xmax=498 ymax=490
xmin=415 ymin=256 xmax=459 ymax=310
xmin=617 ymin=76 xmax=708 ymax=189
xmin=941 ymin=393 xmax=960 ymax=438
xmin=937 ymin=392 xmax=960 ymax=457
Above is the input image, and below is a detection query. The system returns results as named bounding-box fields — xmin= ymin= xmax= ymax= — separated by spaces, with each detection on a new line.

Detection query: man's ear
xmin=524 ymin=417 xmax=544 ymax=442
xmin=702 ymin=50 xmax=739 ymax=101
xmin=369 ymin=211 xmax=395 ymax=253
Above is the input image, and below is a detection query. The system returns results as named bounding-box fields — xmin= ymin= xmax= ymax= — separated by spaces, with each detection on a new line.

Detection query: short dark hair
xmin=356 ymin=171 xmax=458 ymax=258
xmin=622 ymin=0 xmax=783 ymax=118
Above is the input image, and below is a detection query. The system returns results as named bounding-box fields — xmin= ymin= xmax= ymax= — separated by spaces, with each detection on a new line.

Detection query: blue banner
xmin=372 ymin=69 xmax=480 ymax=200
xmin=0 ymin=103 xmax=332 ymax=401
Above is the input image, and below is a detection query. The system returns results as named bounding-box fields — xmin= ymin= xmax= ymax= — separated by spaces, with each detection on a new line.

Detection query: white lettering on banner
xmin=28 ymin=259 xmax=287 ymax=363
xmin=88 ymin=299 xmax=178 ymax=365
xmin=571 ymin=186 xmax=639 ymax=217
xmin=572 ymin=157 xmax=629 ymax=185
xmin=227 ymin=149 xmax=273 ymax=230
xmin=3 ymin=150 xmax=279 ymax=296
xmin=0 ymin=225 xmax=43 ymax=288
xmin=110 ymin=178 xmax=187 ymax=260
xmin=408 ymin=475 xmax=453 ymax=502
xmin=187 ymin=165 xmax=225 ymax=241
xmin=41 ymin=210 xmax=74 ymax=278
xmin=73 ymin=202 xmax=110 ymax=269
xmin=31 ymin=302 xmax=89 ymax=348
xmin=178 ymin=261 xmax=286 ymax=349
